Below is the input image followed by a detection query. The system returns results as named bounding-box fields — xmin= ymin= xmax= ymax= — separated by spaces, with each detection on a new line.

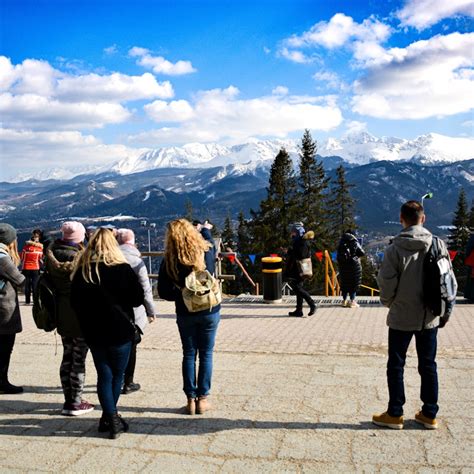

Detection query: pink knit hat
xmin=116 ymin=228 xmax=135 ymax=246
xmin=61 ymin=221 xmax=86 ymax=244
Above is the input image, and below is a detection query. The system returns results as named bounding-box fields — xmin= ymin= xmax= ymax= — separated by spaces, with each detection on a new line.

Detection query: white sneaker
xmin=341 ymin=300 xmax=348 ymax=307
xmin=350 ymin=300 xmax=359 ymax=308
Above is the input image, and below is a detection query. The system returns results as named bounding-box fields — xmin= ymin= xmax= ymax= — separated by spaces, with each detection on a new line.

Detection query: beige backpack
xmin=182 ymin=270 xmax=222 ymax=312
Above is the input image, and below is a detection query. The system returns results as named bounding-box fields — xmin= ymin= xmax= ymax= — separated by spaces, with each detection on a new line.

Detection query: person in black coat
xmin=464 ymin=232 xmax=474 ymax=302
xmin=71 ymin=228 xmax=144 ymax=439
xmin=337 ymin=230 xmax=365 ymax=308
xmin=285 ymin=223 xmax=316 ymax=317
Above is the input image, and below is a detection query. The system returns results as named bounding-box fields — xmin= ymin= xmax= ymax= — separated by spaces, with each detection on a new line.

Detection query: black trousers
xmin=124 ymin=341 xmax=137 ymax=385
xmin=0 ymin=334 xmax=16 ymax=381
xmin=289 ymin=280 xmax=315 ymax=310
xmin=23 ymin=269 xmax=39 ymax=304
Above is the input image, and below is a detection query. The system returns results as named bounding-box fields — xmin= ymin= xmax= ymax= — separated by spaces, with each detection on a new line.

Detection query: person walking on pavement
xmin=0 ymin=224 xmax=25 ymax=394
xmin=71 ymin=228 xmax=144 ymax=439
xmin=116 ymin=228 xmax=156 ymax=394
xmin=158 ymin=219 xmax=221 ymax=415
xmin=336 ymin=230 xmax=365 ymax=308
xmin=373 ymin=201 xmax=455 ymax=430
xmin=463 ymin=231 xmax=474 ymax=302
xmin=285 ymin=223 xmax=316 ymax=318
xmin=20 ymin=230 xmax=43 ymax=305
xmin=45 ymin=221 xmax=94 ymax=416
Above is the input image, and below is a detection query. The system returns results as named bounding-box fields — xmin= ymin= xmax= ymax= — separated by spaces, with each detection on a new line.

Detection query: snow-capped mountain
xmin=319 ymin=132 xmax=474 ymax=165
xmin=6 ymin=132 xmax=474 ymax=183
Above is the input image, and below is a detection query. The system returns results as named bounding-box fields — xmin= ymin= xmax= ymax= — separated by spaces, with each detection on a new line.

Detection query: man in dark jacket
xmin=285 ymin=223 xmax=316 ymax=318
xmin=373 ymin=201 xmax=454 ymax=430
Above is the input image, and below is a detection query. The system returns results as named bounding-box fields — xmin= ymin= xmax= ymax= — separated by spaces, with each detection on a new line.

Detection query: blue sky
xmin=0 ymin=0 xmax=473 ymax=178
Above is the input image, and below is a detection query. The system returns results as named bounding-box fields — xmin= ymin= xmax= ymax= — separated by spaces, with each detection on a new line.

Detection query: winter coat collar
xmin=393 ymin=225 xmax=432 ymax=252
xmin=25 ymin=240 xmax=43 ymax=248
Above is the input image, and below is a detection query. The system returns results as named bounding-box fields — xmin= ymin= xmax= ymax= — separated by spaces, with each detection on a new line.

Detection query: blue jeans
xmin=177 ymin=312 xmax=220 ymax=398
xmin=387 ymin=328 xmax=439 ymax=419
xmin=342 ymin=291 xmax=356 ymax=300
xmin=89 ymin=342 xmax=132 ymax=415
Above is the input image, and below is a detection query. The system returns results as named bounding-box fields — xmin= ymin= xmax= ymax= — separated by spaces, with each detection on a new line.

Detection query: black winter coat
xmin=71 ymin=263 xmax=144 ymax=346
xmin=337 ymin=233 xmax=365 ymax=294
xmin=285 ymin=236 xmax=311 ymax=282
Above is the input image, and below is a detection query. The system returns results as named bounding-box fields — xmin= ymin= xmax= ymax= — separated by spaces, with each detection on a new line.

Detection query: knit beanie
xmin=116 ymin=228 xmax=135 ymax=246
xmin=61 ymin=221 xmax=86 ymax=244
xmin=0 ymin=223 xmax=17 ymax=245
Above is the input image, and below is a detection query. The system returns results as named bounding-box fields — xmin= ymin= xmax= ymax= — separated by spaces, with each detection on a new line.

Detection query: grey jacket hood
xmin=392 ymin=225 xmax=432 ymax=252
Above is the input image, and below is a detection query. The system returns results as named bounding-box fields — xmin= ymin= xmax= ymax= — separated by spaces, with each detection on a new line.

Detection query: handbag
xmin=296 ymin=258 xmax=313 ymax=278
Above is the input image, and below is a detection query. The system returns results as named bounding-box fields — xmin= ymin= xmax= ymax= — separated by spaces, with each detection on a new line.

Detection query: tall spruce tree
xmin=327 ymin=165 xmax=357 ymax=241
xmin=448 ymin=188 xmax=470 ymax=251
xmin=184 ymin=198 xmax=193 ymax=222
xmin=469 ymin=199 xmax=474 ymax=231
xmin=297 ymin=129 xmax=330 ymax=248
xmin=221 ymin=214 xmax=236 ymax=250
xmin=251 ymin=147 xmax=297 ymax=253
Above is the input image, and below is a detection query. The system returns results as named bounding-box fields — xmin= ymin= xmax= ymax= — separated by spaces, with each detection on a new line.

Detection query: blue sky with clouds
xmin=0 ymin=0 xmax=473 ymax=178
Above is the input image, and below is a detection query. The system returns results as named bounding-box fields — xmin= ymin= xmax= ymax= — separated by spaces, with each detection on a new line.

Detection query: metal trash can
xmin=262 ymin=256 xmax=283 ymax=304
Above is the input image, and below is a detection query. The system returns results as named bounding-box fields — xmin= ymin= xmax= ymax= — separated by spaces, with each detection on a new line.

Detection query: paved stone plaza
xmin=1 ymin=297 xmax=473 ymax=472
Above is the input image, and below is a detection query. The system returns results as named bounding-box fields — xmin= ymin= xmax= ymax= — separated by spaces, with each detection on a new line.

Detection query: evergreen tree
xmin=468 ymin=199 xmax=474 ymax=231
xmin=184 ymin=198 xmax=193 ymax=222
xmin=327 ymin=165 xmax=357 ymax=241
xmin=237 ymin=210 xmax=250 ymax=254
xmin=448 ymin=188 xmax=470 ymax=251
xmin=221 ymin=214 xmax=236 ymax=250
xmin=251 ymin=147 xmax=297 ymax=253
xmin=297 ymin=129 xmax=330 ymax=248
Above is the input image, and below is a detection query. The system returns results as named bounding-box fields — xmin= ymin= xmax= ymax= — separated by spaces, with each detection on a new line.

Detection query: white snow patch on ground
xmin=143 ymin=191 xmax=151 ymax=202
xmin=60 ymin=192 xmax=76 ymax=198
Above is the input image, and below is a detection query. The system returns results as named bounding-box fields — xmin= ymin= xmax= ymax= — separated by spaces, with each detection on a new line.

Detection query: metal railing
xmin=324 ymin=250 xmax=340 ymax=297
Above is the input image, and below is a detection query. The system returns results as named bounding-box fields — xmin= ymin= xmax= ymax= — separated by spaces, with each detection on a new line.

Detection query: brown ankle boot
xmin=186 ymin=397 xmax=196 ymax=415
xmin=196 ymin=396 xmax=210 ymax=415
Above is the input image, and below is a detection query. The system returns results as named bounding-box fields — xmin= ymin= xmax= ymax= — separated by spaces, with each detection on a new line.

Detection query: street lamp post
xmin=421 ymin=192 xmax=433 ymax=207
xmin=140 ymin=220 xmax=156 ymax=273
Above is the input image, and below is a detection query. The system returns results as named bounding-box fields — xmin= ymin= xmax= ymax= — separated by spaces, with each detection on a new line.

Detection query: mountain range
xmin=1 ymin=131 xmax=473 ymax=235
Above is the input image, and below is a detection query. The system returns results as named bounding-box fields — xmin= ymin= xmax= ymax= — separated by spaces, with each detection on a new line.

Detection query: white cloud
xmin=0 ymin=128 xmax=147 ymax=180
xmin=284 ymin=13 xmax=391 ymax=50
xmin=396 ymin=0 xmax=474 ymax=30
xmin=144 ymin=99 xmax=195 ymax=122
xmin=313 ymin=70 xmax=347 ymax=90
xmin=343 ymin=120 xmax=368 ymax=136
xmin=462 ymin=119 xmax=474 ymax=128
xmin=272 ymin=86 xmax=289 ymax=95
xmin=104 ymin=44 xmax=118 ymax=55
xmin=279 ymin=48 xmax=315 ymax=64
xmin=130 ymin=86 xmax=343 ymax=145
xmin=57 ymin=72 xmax=174 ymax=101
xmin=0 ymin=93 xmax=131 ymax=130
xmin=352 ymin=32 xmax=474 ymax=119
xmin=129 ymin=46 xmax=197 ymax=75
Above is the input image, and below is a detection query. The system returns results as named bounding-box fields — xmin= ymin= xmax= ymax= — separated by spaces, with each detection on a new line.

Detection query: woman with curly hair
xmin=71 ymin=228 xmax=144 ymax=439
xmin=158 ymin=219 xmax=220 ymax=415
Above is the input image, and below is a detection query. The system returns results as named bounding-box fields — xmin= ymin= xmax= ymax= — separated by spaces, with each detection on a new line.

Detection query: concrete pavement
xmin=1 ymin=297 xmax=473 ymax=472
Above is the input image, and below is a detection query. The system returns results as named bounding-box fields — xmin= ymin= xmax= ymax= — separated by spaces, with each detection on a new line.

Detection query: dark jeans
xmin=342 ymin=291 xmax=356 ymax=300
xmin=289 ymin=280 xmax=315 ymax=310
xmin=387 ymin=328 xmax=439 ymax=419
xmin=0 ymin=334 xmax=16 ymax=382
xmin=177 ymin=311 xmax=220 ymax=398
xmin=23 ymin=269 xmax=39 ymax=304
xmin=124 ymin=342 xmax=137 ymax=385
xmin=89 ymin=341 xmax=132 ymax=415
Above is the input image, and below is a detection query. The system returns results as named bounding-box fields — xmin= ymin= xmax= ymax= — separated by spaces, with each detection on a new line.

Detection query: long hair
xmin=71 ymin=228 xmax=127 ymax=283
xmin=6 ymin=240 xmax=20 ymax=267
xmin=165 ymin=219 xmax=211 ymax=282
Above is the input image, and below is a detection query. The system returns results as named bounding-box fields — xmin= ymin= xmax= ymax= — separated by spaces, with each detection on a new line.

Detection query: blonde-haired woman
xmin=158 ymin=218 xmax=220 ymax=415
xmin=71 ymin=228 xmax=144 ymax=439
xmin=0 ymin=224 xmax=25 ymax=394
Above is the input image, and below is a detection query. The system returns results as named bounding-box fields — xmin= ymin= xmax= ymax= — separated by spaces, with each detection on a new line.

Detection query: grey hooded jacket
xmin=377 ymin=225 xmax=447 ymax=331
xmin=119 ymin=244 xmax=155 ymax=331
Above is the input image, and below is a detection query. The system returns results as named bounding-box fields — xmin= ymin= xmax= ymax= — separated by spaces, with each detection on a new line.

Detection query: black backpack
xmin=337 ymin=241 xmax=353 ymax=263
xmin=32 ymin=273 xmax=57 ymax=332
xmin=423 ymin=237 xmax=457 ymax=317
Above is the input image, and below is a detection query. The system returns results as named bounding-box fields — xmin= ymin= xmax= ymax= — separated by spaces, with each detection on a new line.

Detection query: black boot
xmin=108 ymin=413 xmax=125 ymax=439
xmin=308 ymin=304 xmax=317 ymax=316
xmin=122 ymin=382 xmax=141 ymax=394
xmin=288 ymin=309 xmax=304 ymax=317
xmin=0 ymin=351 xmax=23 ymax=395
xmin=98 ymin=414 xmax=110 ymax=433
xmin=0 ymin=381 xmax=23 ymax=394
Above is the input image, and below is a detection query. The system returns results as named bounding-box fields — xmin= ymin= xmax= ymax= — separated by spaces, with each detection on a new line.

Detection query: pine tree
xmin=251 ymin=147 xmax=297 ymax=254
xmin=297 ymin=129 xmax=330 ymax=248
xmin=448 ymin=188 xmax=470 ymax=251
xmin=237 ymin=210 xmax=250 ymax=254
xmin=327 ymin=165 xmax=357 ymax=241
xmin=221 ymin=214 xmax=236 ymax=250
xmin=468 ymin=199 xmax=474 ymax=231
xmin=184 ymin=198 xmax=193 ymax=222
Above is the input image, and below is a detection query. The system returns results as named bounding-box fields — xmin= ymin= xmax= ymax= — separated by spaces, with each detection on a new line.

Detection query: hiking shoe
xmin=415 ymin=411 xmax=438 ymax=430
xmin=288 ymin=310 xmax=304 ymax=317
xmin=372 ymin=412 xmax=404 ymax=430
xmin=61 ymin=400 xmax=95 ymax=416
xmin=350 ymin=300 xmax=360 ymax=308
xmin=196 ymin=396 xmax=210 ymax=415
xmin=122 ymin=382 xmax=141 ymax=394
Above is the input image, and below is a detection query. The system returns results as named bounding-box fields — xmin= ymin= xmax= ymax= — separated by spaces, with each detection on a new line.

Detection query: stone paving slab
xmin=0 ymin=298 xmax=472 ymax=472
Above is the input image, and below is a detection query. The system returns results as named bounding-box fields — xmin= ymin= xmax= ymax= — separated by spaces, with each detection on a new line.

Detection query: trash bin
xmin=261 ymin=256 xmax=283 ymax=304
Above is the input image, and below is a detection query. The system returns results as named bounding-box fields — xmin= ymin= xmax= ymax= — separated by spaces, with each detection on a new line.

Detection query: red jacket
xmin=21 ymin=241 xmax=43 ymax=270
